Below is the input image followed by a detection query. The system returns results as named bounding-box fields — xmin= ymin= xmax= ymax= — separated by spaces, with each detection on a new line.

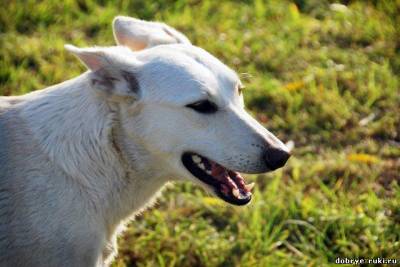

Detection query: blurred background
xmin=1 ymin=0 xmax=399 ymax=266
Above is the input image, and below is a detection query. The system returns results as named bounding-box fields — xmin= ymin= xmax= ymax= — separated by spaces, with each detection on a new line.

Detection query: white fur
xmin=0 ymin=17 xmax=288 ymax=266
xmin=113 ymin=16 xmax=191 ymax=51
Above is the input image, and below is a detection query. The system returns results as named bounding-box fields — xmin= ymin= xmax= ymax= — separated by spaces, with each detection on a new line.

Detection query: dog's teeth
xmin=206 ymin=170 xmax=212 ymax=175
xmin=198 ymin=163 xmax=205 ymax=170
xmin=192 ymin=155 xmax=201 ymax=163
xmin=232 ymin=188 xmax=240 ymax=198
xmin=240 ymin=191 xmax=251 ymax=199
xmin=244 ymin=182 xmax=255 ymax=192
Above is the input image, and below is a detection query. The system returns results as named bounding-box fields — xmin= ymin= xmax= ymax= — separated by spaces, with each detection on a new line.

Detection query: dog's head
xmin=65 ymin=16 xmax=290 ymax=205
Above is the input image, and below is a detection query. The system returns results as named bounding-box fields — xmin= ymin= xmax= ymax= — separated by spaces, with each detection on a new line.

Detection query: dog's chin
xmin=181 ymin=152 xmax=255 ymax=206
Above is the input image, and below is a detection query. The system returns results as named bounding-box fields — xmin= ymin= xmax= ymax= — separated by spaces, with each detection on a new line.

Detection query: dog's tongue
xmin=210 ymin=162 xmax=254 ymax=199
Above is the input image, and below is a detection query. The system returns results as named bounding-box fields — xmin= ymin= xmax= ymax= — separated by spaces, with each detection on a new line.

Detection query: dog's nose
xmin=264 ymin=147 xmax=291 ymax=170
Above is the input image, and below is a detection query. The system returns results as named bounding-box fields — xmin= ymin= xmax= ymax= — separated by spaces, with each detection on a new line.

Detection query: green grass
xmin=1 ymin=0 xmax=399 ymax=266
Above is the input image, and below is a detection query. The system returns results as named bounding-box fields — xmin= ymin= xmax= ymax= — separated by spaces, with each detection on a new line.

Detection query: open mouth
xmin=182 ymin=152 xmax=254 ymax=205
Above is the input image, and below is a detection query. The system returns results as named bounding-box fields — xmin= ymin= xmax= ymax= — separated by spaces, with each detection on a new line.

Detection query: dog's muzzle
xmin=181 ymin=152 xmax=255 ymax=205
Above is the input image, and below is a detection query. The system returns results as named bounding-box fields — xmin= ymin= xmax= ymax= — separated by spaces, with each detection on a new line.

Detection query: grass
xmin=1 ymin=0 xmax=399 ymax=266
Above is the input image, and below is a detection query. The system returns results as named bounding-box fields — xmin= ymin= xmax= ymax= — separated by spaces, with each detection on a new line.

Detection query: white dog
xmin=0 ymin=16 xmax=290 ymax=266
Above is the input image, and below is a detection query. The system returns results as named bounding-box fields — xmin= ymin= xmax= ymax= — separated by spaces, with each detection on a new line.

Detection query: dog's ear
xmin=112 ymin=16 xmax=191 ymax=51
xmin=65 ymin=44 xmax=140 ymax=100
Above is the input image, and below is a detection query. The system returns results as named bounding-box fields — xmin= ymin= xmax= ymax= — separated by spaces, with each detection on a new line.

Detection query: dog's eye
xmin=186 ymin=100 xmax=218 ymax=114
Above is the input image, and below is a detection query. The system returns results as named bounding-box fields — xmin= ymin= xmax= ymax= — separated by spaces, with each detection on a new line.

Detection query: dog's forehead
xmin=136 ymin=44 xmax=240 ymax=104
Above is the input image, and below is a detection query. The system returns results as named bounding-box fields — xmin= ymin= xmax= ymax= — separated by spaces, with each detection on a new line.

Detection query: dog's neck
xmin=19 ymin=73 xmax=169 ymax=231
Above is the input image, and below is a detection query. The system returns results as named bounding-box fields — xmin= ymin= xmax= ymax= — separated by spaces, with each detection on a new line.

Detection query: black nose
xmin=264 ymin=147 xmax=291 ymax=170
